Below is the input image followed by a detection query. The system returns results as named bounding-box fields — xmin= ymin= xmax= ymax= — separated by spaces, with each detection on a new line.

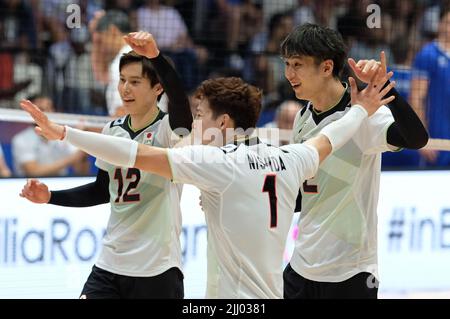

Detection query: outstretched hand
xmin=348 ymin=51 xmax=392 ymax=89
xmin=20 ymin=100 xmax=65 ymax=140
xmin=123 ymin=31 xmax=160 ymax=59
xmin=349 ymin=68 xmax=396 ymax=116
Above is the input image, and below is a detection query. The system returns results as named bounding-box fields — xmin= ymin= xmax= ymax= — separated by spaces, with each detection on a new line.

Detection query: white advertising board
xmin=1 ymin=171 xmax=450 ymax=298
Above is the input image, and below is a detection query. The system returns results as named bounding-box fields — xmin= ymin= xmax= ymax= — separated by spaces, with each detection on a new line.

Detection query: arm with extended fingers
xmin=348 ymin=51 xmax=428 ymax=149
xmin=305 ymin=69 xmax=396 ymax=163
xmin=20 ymin=99 xmax=173 ymax=180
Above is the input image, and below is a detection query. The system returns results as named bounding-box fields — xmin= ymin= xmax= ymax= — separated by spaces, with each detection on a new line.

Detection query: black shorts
xmin=283 ymin=263 xmax=378 ymax=299
xmin=80 ymin=265 xmax=184 ymax=299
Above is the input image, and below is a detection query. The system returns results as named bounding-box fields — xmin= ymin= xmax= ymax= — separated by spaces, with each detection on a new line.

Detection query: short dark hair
xmin=195 ymin=77 xmax=262 ymax=130
xmin=119 ymin=51 xmax=160 ymax=87
xmin=440 ymin=4 xmax=450 ymax=21
xmin=280 ymin=23 xmax=347 ymax=78
xmin=96 ymin=10 xmax=131 ymax=34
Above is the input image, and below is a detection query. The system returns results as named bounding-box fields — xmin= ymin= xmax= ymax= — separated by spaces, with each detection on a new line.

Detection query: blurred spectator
xmin=314 ymin=0 xmax=349 ymax=29
xmin=91 ymin=10 xmax=132 ymax=116
xmin=14 ymin=52 xmax=43 ymax=104
xmin=420 ymin=0 xmax=450 ymax=41
xmin=0 ymin=144 xmax=12 ymax=177
xmin=382 ymin=37 xmax=422 ymax=168
xmin=0 ymin=0 xmax=37 ymax=107
xmin=336 ymin=0 xmax=366 ymax=44
xmin=238 ymin=0 xmax=264 ymax=52
xmin=262 ymin=0 xmax=295 ymax=24
xmin=137 ymin=0 xmax=190 ymax=50
xmin=339 ymin=0 xmax=392 ymax=62
xmin=0 ymin=0 xmax=37 ymax=49
xmin=261 ymin=99 xmax=302 ymax=146
xmin=104 ymin=0 xmax=139 ymax=31
xmin=250 ymin=11 xmax=294 ymax=102
xmin=213 ymin=0 xmax=263 ymax=54
xmin=63 ymin=26 xmax=103 ymax=114
xmin=12 ymin=95 xmax=89 ymax=177
xmin=136 ymin=0 xmax=205 ymax=91
xmin=293 ymin=0 xmax=316 ymax=27
xmin=263 ymin=100 xmax=302 ymax=128
xmin=386 ymin=0 xmax=421 ymax=45
xmin=40 ymin=0 xmax=102 ymax=43
xmin=411 ymin=6 xmax=450 ymax=167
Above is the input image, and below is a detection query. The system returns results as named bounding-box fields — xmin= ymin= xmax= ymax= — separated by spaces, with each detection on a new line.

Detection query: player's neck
xmin=310 ymin=80 xmax=346 ymax=113
xmin=129 ymin=105 xmax=159 ymax=131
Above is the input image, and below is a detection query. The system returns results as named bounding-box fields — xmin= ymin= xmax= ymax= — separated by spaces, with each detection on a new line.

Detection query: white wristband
xmin=319 ymin=104 xmax=368 ymax=152
xmin=64 ymin=126 xmax=138 ymax=167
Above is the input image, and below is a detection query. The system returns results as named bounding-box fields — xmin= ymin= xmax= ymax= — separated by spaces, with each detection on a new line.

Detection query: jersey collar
xmin=122 ymin=110 xmax=166 ymax=140
xmin=233 ymin=136 xmax=263 ymax=146
xmin=310 ymin=82 xmax=351 ymax=125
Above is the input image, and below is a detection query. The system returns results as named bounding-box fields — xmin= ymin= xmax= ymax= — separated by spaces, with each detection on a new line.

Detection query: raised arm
xmin=123 ymin=31 xmax=192 ymax=135
xmin=305 ymin=69 xmax=396 ymax=163
xmin=348 ymin=51 xmax=428 ymax=150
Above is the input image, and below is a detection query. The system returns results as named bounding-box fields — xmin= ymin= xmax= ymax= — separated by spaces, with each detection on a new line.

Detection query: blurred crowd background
xmin=0 ymin=0 xmax=449 ymax=178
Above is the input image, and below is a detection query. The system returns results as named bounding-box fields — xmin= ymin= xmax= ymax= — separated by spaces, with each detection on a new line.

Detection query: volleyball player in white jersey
xmin=19 ymin=32 xmax=192 ymax=298
xmin=281 ymin=24 xmax=429 ymax=298
xmin=21 ymin=68 xmax=395 ymax=298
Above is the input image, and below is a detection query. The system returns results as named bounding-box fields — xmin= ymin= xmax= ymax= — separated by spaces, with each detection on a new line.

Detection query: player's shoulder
xmin=220 ymin=144 xmax=239 ymax=154
xmin=108 ymin=116 xmax=127 ymax=129
xmin=297 ymin=102 xmax=312 ymax=120
xmin=415 ymin=41 xmax=439 ymax=61
xmin=97 ymin=116 xmax=127 ymax=135
xmin=280 ymin=143 xmax=311 ymax=156
xmin=422 ymin=41 xmax=439 ymax=54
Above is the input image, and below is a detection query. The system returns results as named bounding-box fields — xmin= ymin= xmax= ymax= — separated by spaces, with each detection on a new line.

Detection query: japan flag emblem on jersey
xmin=144 ymin=132 xmax=154 ymax=145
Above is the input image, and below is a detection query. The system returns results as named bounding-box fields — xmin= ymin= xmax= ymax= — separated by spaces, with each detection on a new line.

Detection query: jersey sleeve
xmin=95 ymin=123 xmax=112 ymax=171
xmin=281 ymin=143 xmax=319 ymax=181
xmin=354 ymin=106 xmax=397 ymax=155
xmin=167 ymin=145 xmax=234 ymax=193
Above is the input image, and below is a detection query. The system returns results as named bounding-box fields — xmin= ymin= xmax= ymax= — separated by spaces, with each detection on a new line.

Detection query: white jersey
xmin=290 ymin=90 xmax=396 ymax=283
xmin=12 ymin=127 xmax=77 ymax=176
xmin=95 ymin=111 xmax=183 ymax=277
xmin=167 ymin=138 xmax=319 ymax=298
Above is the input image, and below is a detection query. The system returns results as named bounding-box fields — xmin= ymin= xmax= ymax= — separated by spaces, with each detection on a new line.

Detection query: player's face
xmin=284 ymin=55 xmax=325 ymax=101
xmin=193 ymin=98 xmax=224 ymax=145
xmin=119 ymin=62 xmax=162 ymax=115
